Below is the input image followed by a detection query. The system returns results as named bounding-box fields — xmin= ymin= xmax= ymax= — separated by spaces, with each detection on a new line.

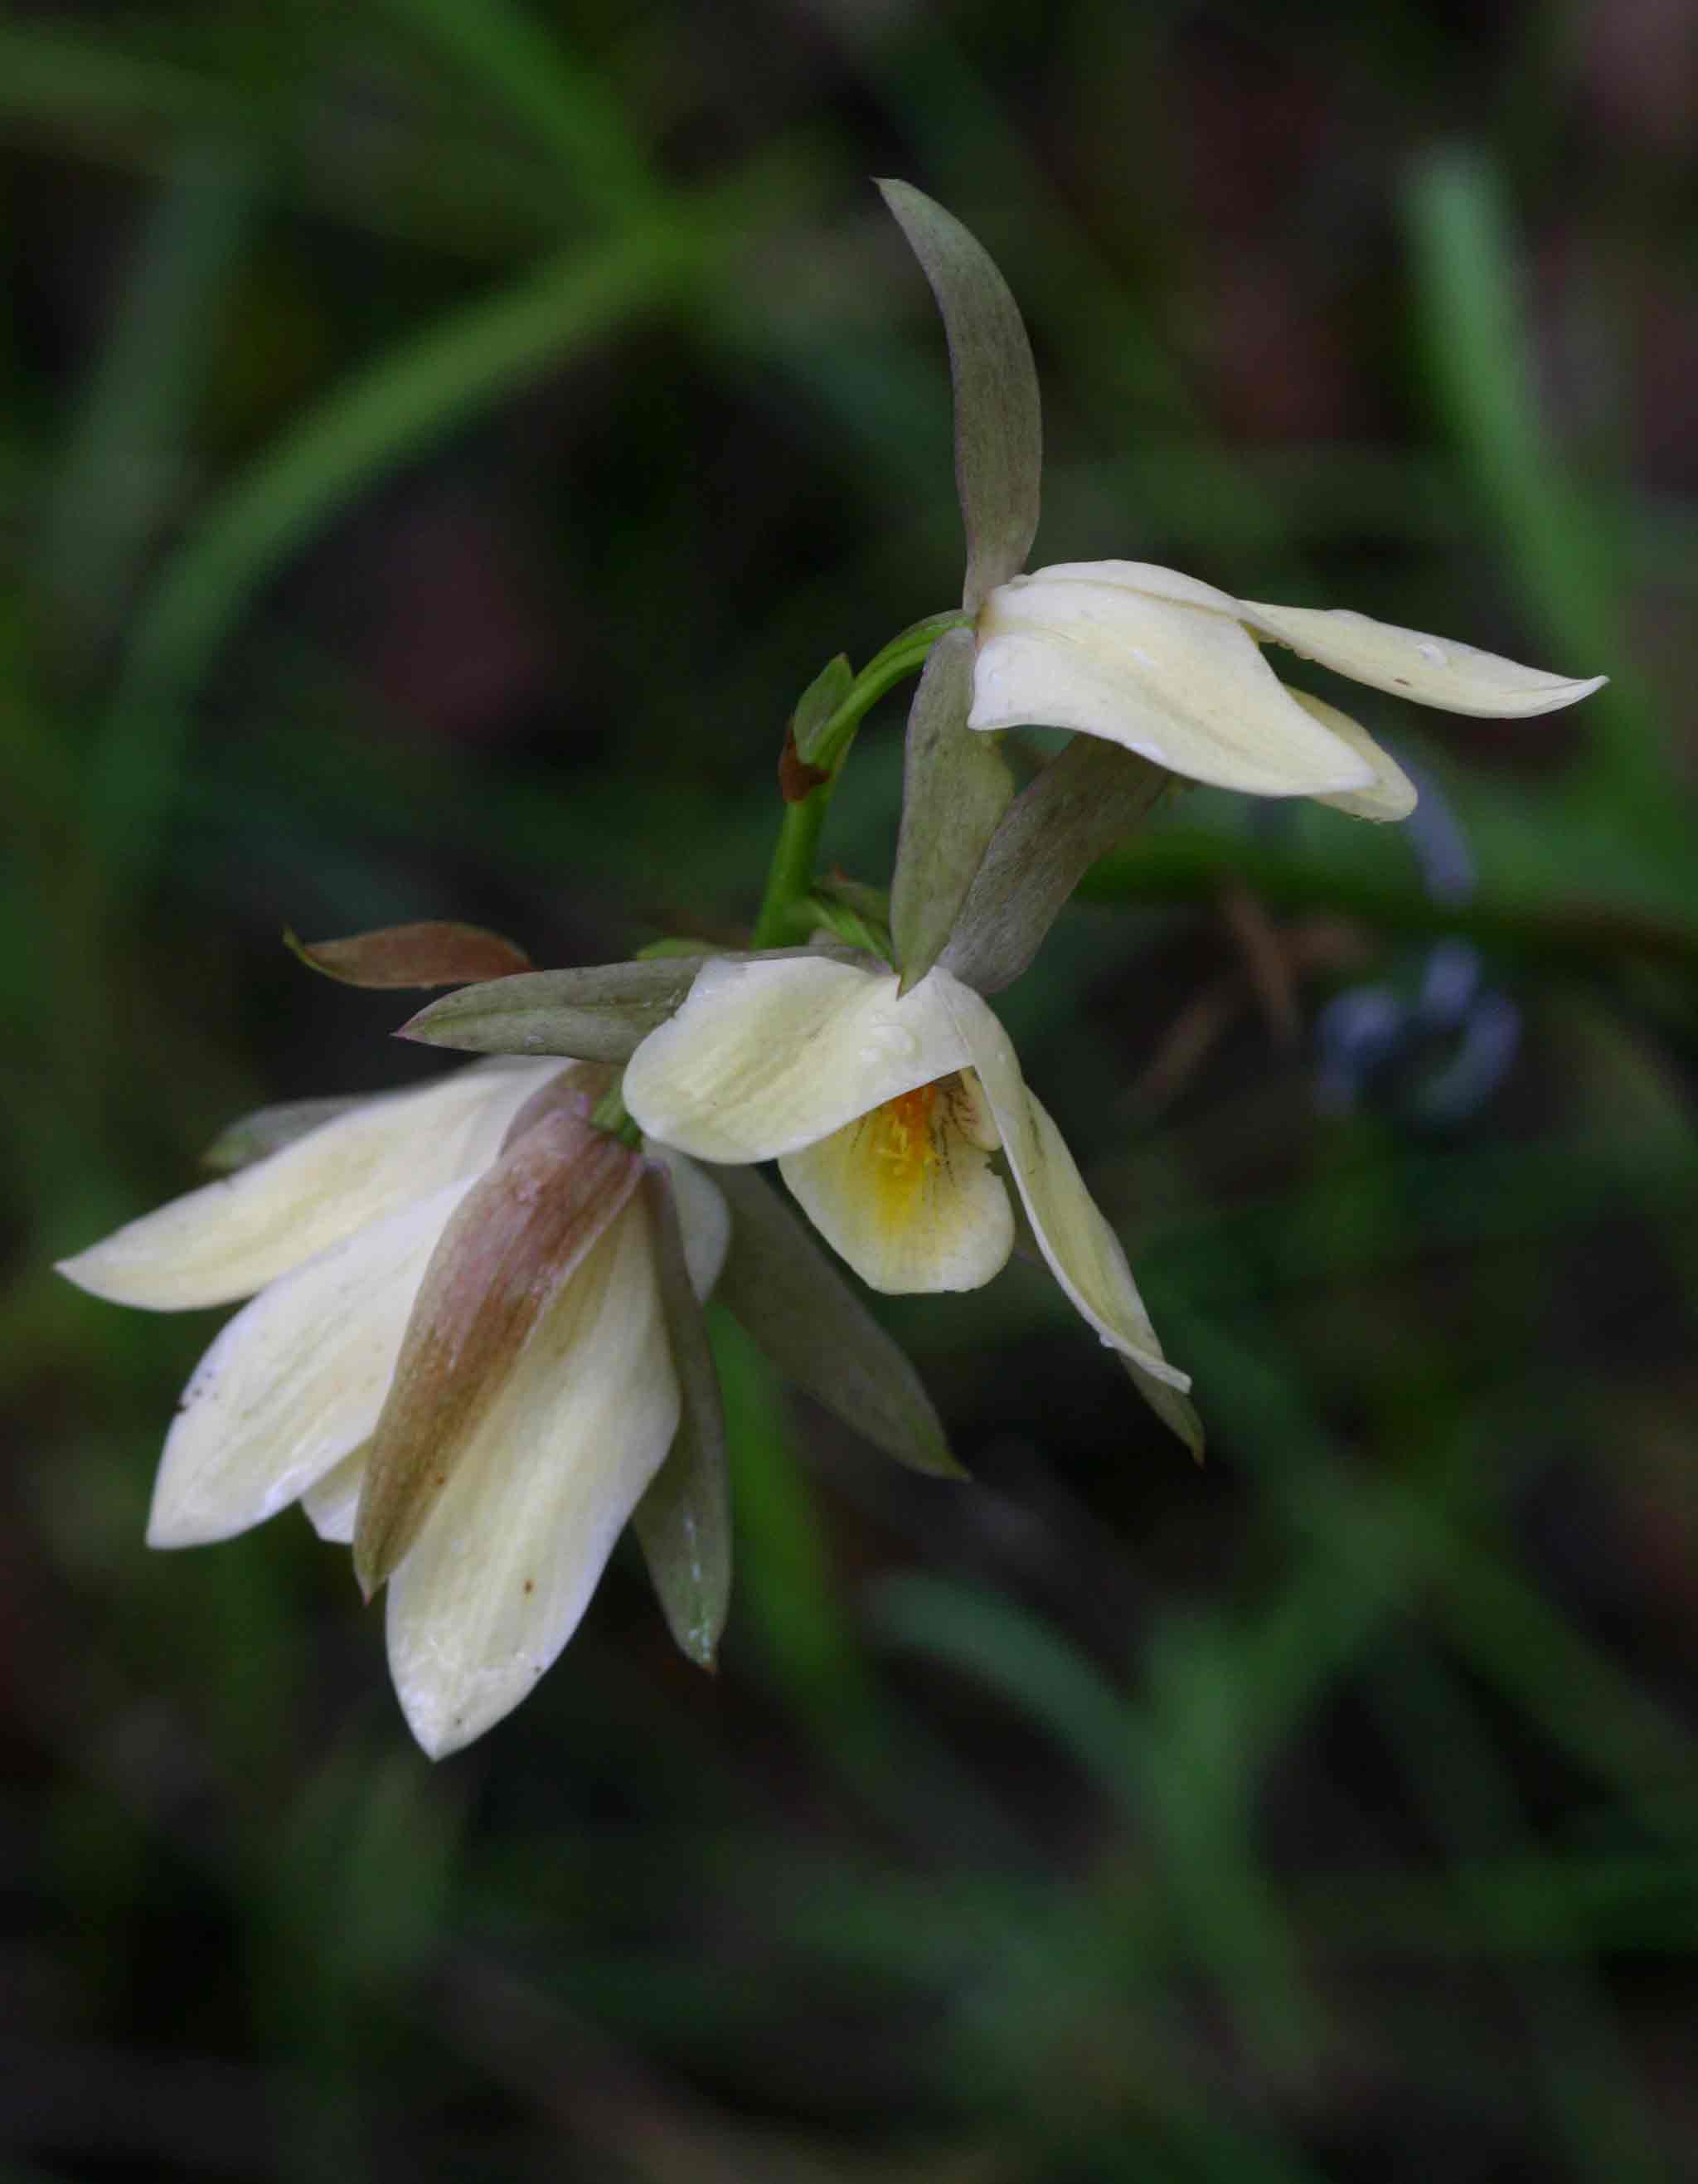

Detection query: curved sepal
xmin=632 ymin=1166 xmax=730 ymax=1670
xmin=712 ymin=1165 xmax=963 ymax=1479
xmin=876 ymin=180 xmax=1041 ymax=612
xmin=890 ymin=626 xmax=1015 ymax=992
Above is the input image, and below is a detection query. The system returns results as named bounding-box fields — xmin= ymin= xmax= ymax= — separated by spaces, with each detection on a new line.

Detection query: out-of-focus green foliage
xmin=3 ymin=2 xmax=1694 ymax=2177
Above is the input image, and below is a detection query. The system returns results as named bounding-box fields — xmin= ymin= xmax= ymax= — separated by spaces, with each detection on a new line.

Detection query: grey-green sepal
xmin=633 ymin=1167 xmax=731 ymax=1670
xmin=876 ymin=179 xmax=1041 ymax=613
xmin=890 ymin=625 xmax=1015 ymax=993
xmin=713 ymin=1165 xmax=963 ymax=1480
xmin=399 ymin=949 xmax=865 ymax=1061
xmin=201 ymin=1094 xmax=369 ymax=1173
xmin=790 ymin=653 xmax=855 ymax=769
xmin=1122 ymin=1356 xmax=1206 ymax=1463
xmin=940 ymin=739 xmax=1169 ymax=994
xmin=398 ymin=959 xmax=712 ymax=1061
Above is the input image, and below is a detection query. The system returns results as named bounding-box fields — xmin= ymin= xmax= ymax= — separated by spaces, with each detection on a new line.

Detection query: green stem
xmin=750 ymin=609 xmax=972 ymax=949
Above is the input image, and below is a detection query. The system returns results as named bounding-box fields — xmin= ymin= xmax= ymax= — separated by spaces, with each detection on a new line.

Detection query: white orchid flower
xmin=622 ymin=954 xmax=1195 ymax=1446
xmin=968 ymin=559 xmax=1608 ymax=818
xmin=57 ymin=1058 xmax=727 ymax=1757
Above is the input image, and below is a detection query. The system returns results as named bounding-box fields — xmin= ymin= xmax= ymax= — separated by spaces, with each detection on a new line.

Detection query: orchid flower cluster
xmin=60 ymin=186 xmax=1605 ymax=1756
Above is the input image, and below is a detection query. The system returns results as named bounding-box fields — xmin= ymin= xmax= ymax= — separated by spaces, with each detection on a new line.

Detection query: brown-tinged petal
xmin=386 ymin=1197 xmax=678 ymax=1755
xmin=352 ymin=1104 xmax=641 ymax=1594
xmin=285 ymin=920 xmax=532 ymax=988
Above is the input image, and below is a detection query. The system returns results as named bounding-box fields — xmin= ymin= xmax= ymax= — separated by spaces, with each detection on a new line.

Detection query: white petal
xmin=58 ymin=1060 xmax=572 ymax=1312
xmin=1285 ymin=690 xmax=1419 ymax=822
xmin=643 ymin=1146 xmax=730 ymax=1299
xmin=146 ymin=1180 xmax=473 ymax=1547
xmin=301 ymin=1444 xmax=367 ymax=1543
xmin=937 ymin=977 xmax=1189 ymax=1390
xmin=386 ymin=1197 xmax=678 ymax=1758
xmin=1238 ymin=601 xmax=1607 ymax=717
xmin=623 ymin=957 xmax=971 ymax=1163
xmin=779 ymin=1071 xmax=1013 ymax=1293
xmin=969 ymin=563 xmax=1375 ymax=798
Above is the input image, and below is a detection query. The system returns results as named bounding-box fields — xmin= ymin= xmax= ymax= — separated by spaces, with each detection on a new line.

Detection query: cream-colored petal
xmin=1285 ymin=689 xmax=1419 ymax=822
xmin=643 ymin=1146 xmax=730 ymax=1300
xmin=779 ymin=1071 xmax=1014 ymax=1294
xmin=623 ymin=956 xmax=971 ymax=1163
xmin=1238 ymin=601 xmax=1607 ymax=717
xmin=969 ymin=564 xmax=1375 ymax=797
xmin=301 ymin=1444 xmax=367 ymax=1543
xmin=58 ymin=1060 xmax=572 ymax=1312
xmin=386 ymin=1197 xmax=678 ymax=1758
xmin=937 ymin=977 xmax=1189 ymax=1390
xmin=146 ymin=1181 xmax=473 ymax=1547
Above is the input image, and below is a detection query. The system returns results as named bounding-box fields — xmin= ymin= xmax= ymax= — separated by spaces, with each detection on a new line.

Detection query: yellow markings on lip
xmin=862 ymin=1073 xmax=997 ymax=1235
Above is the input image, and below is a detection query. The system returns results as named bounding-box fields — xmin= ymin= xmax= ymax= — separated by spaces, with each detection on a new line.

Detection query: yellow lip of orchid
xmin=56 ymin=1057 xmax=730 ymax=1758
xmin=621 ymin=954 xmax=1191 ymax=1433
xmin=967 ymin=559 xmax=1606 ymax=820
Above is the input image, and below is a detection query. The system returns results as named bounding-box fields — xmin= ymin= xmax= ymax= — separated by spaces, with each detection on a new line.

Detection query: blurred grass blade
xmin=42 ymin=140 xmax=252 ymax=660
xmin=877 ymin=178 xmax=1041 ymax=611
xmin=1405 ymin=150 xmax=1653 ymax=798
xmin=90 ymin=231 xmax=694 ymax=892
xmin=634 ymin=1166 xmax=731 ymax=1670
xmin=371 ymin=0 xmax=660 ymax=223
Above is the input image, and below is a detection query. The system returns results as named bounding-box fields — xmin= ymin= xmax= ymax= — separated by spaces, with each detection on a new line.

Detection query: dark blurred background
xmin=4 ymin=1 xmax=1696 ymax=2177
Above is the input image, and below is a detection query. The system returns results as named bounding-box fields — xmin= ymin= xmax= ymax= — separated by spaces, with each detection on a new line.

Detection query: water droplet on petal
xmin=1417 ymin=640 xmax=1447 ymax=665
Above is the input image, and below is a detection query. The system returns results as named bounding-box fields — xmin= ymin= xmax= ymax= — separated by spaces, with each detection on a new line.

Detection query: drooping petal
xmin=146 ymin=1180 xmax=474 ymax=1548
xmin=643 ymin=1145 xmax=730 ymax=1300
xmin=352 ymin=1103 xmax=642 ymax=1594
xmin=57 ymin=1060 xmax=570 ymax=1312
xmin=1285 ymin=690 xmax=1419 ymax=822
xmin=301 ymin=1444 xmax=367 ymax=1543
xmin=1237 ymin=600 xmax=1607 ymax=716
xmin=779 ymin=1070 xmax=1013 ymax=1294
xmin=623 ymin=956 xmax=971 ymax=1163
xmin=632 ymin=1166 xmax=730 ymax=1671
xmin=937 ymin=975 xmax=1189 ymax=1394
xmin=385 ymin=1197 xmax=679 ymax=1758
xmin=970 ymin=563 xmax=1375 ymax=797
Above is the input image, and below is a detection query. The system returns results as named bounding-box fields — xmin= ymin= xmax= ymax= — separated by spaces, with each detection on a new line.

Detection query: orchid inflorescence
xmin=59 ymin=186 xmax=1605 ymax=1755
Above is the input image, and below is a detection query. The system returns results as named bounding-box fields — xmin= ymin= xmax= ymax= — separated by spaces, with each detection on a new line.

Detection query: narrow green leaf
xmin=877 ymin=179 xmax=1041 ymax=611
xmin=789 ymin=653 xmax=855 ymax=769
xmin=201 ymin=1094 xmax=368 ymax=1173
xmin=941 ymin=738 xmax=1170 ymax=993
xmin=285 ymin=920 xmax=531 ymax=989
xmin=712 ymin=1167 xmax=963 ymax=1480
xmin=889 ymin=626 xmax=1015 ymax=992
xmin=633 ymin=1167 xmax=731 ymax=1669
